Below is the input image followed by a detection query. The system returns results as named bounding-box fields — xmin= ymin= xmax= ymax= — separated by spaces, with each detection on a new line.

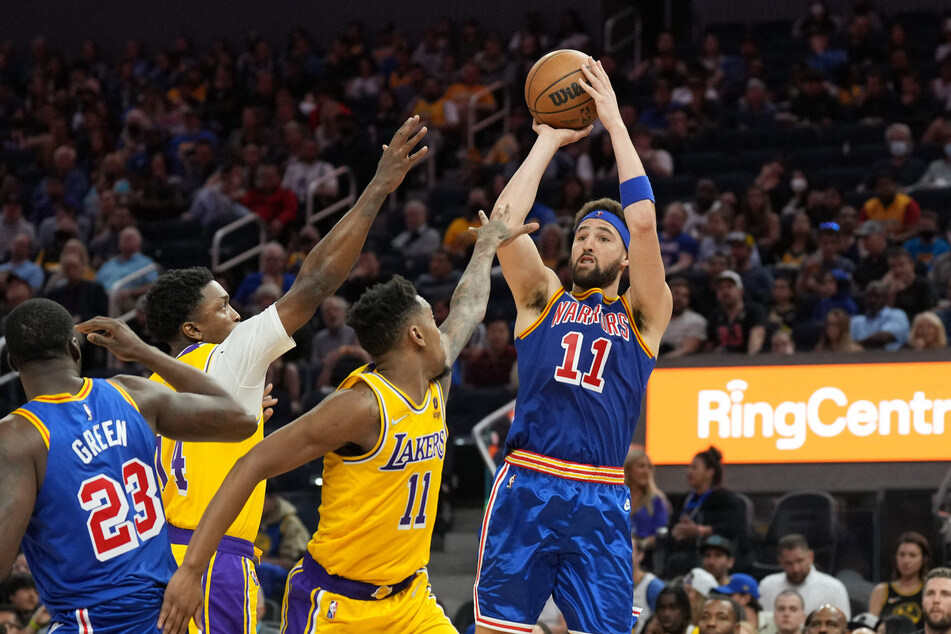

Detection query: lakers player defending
xmin=143 ymin=117 xmax=428 ymax=634
xmin=0 ymin=300 xmax=255 ymax=634
xmin=473 ymin=58 xmax=672 ymax=634
xmin=158 ymin=209 xmax=534 ymax=634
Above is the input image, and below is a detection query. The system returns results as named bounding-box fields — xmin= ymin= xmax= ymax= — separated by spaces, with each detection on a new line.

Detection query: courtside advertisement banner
xmin=646 ymin=362 xmax=951 ymax=464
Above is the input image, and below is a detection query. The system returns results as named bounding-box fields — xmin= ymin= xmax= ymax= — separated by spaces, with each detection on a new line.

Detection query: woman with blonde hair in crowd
xmin=624 ymin=445 xmax=671 ymax=551
xmin=907 ymin=311 xmax=947 ymax=349
xmin=815 ymin=308 xmax=862 ymax=352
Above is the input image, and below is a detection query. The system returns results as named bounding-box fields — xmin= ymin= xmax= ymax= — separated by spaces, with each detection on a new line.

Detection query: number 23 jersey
xmin=508 ymin=288 xmax=656 ymax=469
xmin=14 ymin=378 xmax=175 ymax=621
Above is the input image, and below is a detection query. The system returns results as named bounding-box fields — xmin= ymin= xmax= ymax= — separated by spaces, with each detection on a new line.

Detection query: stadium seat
xmin=751 ymin=490 xmax=838 ymax=576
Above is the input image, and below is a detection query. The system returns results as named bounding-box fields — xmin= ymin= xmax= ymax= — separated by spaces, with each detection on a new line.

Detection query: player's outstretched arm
xmin=492 ymin=121 xmax=591 ymax=311
xmin=0 ymin=416 xmax=44 ymax=582
xmin=276 ymin=116 xmax=429 ymax=336
xmin=158 ymin=385 xmax=380 ymax=634
xmin=77 ymin=317 xmax=256 ymax=441
xmin=438 ymin=208 xmax=538 ymax=387
xmin=580 ymin=58 xmax=672 ymax=353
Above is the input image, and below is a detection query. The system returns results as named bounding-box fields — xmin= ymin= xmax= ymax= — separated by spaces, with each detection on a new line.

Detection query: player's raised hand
xmin=76 ymin=316 xmax=150 ymax=362
xmin=468 ymin=205 xmax=539 ymax=249
xmin=373 ymin=115 xmax=429 ymax=193
xmin=579 ymin=57 xmax=622 ymax=131
xmin=532 ymin=118 xmax=593 ymax=148
xmin=158 ymin=567 xmax=204 ymax=634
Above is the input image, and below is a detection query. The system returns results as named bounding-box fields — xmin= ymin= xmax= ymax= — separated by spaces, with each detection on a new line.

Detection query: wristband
xmin=620 ymin=176 xmax=655 ymax=207
xmin=29 ymin=619 xmax=39 ymax=631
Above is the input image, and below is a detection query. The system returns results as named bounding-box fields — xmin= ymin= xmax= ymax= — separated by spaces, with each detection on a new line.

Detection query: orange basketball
xmin=524 ymin=49 xmax=598 ymax=130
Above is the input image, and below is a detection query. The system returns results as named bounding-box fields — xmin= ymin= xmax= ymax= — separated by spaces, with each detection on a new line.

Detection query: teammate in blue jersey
xmin=0 ymin=299 xmax=256 ymax=634
xmin=474 ymin=58 xmax=673 ymax=634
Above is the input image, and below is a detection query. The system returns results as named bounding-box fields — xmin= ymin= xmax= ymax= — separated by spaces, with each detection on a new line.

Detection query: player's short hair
xmin=348 ymin=276 xmax=422 ymax=357
xmin=778 ymin=533 xmax=810 ymax=552
xmin=5 ymin=299 xmax=75 ymax=368
xmin=573 ymin=198 xmax=625 ymax=234
xmin=144 ymin=267 xmax=214 ymax=347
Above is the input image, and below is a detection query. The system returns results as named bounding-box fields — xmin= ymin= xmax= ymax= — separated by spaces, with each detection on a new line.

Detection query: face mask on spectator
xmin=889 ymin=140 xmax=909 ymax=157
xmin=790 ymin=177 xmax=808 ymax=194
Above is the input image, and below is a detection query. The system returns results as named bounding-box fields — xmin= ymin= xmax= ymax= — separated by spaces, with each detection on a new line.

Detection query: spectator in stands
xmin=170 ymin=106 xmax=218 ymax=171
xmin=697 ymin=209 xmax=734 ymax=265
xmin=668 ymin=446 xmax=749 ymax=577
xmin=867 ymin=124 xmax=927 ymax=189
xmin=850 ymin=280 xmax=910 ymax=350
xmin=932 ymin=56 xmax=951 ymax=111
xmin=391 ymin=199 xmax=441 ymax=275
xmin=701 ymin=535 xmax=736 ymax=586
xmin=777 ymin=212 xmax=818 ymax=270
xmin=0 ymin=195 xmax=34 ymax=258
xmin=735 ymin=185 xmax=781 ymax=257
xmin=794 ymin=1 xmax=841 ymax=38
xmin=661 ymin=277 xmax=708 ymax=358
xmin=415 ymin=248 xmax=461 ymax=302
xmin=411 ymin=76 xmax=459 ymax=157
xmin=804 ymin=605 xmax=849 ymax=634
xmin=862 ymin=171 xmax=921 ymax=242
xmin=445 ymin=61 xmax=497 ymax=124
xmin=555 ymin=9 xmax=591 ymax=50
xmin=897 ymin=72 xmax=939 ymax=137
xmin=707 ymin=269 xmax=767 ymax=355
xmin=634 ymin=127 xmax=674 ymax=177
xmin=854 ymin=220 xmax=891 ymax=289
xmin=684 ymin=179 xmax=723 ymax=237
xmin=241 ymin=162 xmax=299 ymax=239
xmin=94 ymin=226 xmax=158 ymax=305
xmin=654 ymin=586 xmax=694 ymax=634
xmin=902 ymin=211 xmax=949 ymax=272
xmin=728 ymin=232 xmax=774 ymax=307
xmin=769 ymin=276 xmax=802 ymax=331
xmin=43 ymin=251 xmax=107 ymax=323
xmin=660 ymin=202 xmax=699 ymax=275
xmin=884 ymin=247 xmax=935 ymax=320
xmin=639 ymin=80 xmax=676 ymax=130
xmin=131 ymin=154 xmax=185 ymax=221
xmin=255 ymin=483 xmax=310 ymax=572
xmin=919 ymin=567 xmax=951 ymax=634
xmin=0 ymin=234 xmax=43 ymax=291
xmin=33 ymin=145 xmax=89 ymax=224
xmin=815 ymin=307 xmax=863 ymax=352
xmin=736 ymin=78 xmax=778 ymax=130
xmin=812 ymin=269 xmax=857 ymax=321
xmin=806 ymin=30 xmax=848 ymax=80
xmin=443 ymin=188 xmax=486 ymax=256
xmin=36 ymin=200 xmax=91 ymax=263
xmin=633 ymin=536 xmax=666 ymax=634
xmin=234 ymin=241 xmax=295 ymax=310
xmin=854 ymin=68 xmax=900 ymax=124
xmin=789 ymin=69 xmax=843 ymax=125
xmin=760 ymin=534 xmax=851 ymax=618
xmin=281 ymin=138 xmax=338 ymax=204
xmin=868 ymin=531 xmax=931 ymax=626
xmin=179 ymin=138 xmax=219 ymax=198
xmin=774 ymin=590 xmax=808 ymax=634
xmin=184 ymin=162 xmax=251 ymax=231
xmin=464 ymin=317 xmax=516 ymax=389
xmin=906 ymin=311 xmax=947 ymax=349
xmin=685 ymin=568 xmax=720 ymax=625
xmin=624 ymin=446 xmax=671 ymax=550
xmin=537 ymin=224 xmax=568 ymax=271
xmin=714 ymin=574 xmax=766 ymax=630
xmin=910 ymin=128 xmax=951 ymax=191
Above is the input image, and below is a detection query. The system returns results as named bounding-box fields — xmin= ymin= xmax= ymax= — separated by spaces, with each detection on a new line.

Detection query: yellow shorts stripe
xmin=505 ymin=449 xmax=625 ymax=485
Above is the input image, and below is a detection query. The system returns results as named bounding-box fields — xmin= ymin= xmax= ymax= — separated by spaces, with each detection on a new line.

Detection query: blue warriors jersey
xmin=14 ymin=379 xmax=176 ymax=623
xmin=508 ymin=288 xmax=656 ymax=468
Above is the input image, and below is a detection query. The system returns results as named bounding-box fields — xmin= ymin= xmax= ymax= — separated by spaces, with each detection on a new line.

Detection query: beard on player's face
xmin=570 ymin=253 xmax=625 ymax=289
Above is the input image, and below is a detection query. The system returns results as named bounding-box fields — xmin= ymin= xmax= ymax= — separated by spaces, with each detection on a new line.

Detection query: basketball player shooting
xmin=473 ymin=57 xmax=672 ymax=634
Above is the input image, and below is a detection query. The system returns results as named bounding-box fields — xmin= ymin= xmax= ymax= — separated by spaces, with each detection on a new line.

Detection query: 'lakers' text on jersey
xmin=15 ymin=379 xmax=176 ymax=625
xmin=151 ymin=342 xmax=265 ymax=542
xmin=509 ymin=288 xmax=656 ymax=468
xmin=307 ymin=365 xmax=446 ymax=586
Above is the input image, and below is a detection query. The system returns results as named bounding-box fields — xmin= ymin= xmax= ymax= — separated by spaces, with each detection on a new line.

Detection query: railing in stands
xmin=305 ymin=166 xmax=357 ymax=227
xmin=210 ymin=214 xmax=267 ymax=274
xmin=107 ymin=263 xmax=161 ymax=320
xmin=605 ymin=6 xmax=643 ymax=66
xmin=467 ymin=81 xmax=510 ymax=152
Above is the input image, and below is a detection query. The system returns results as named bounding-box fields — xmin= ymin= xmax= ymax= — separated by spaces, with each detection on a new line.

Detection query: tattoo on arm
xmin=439 ymin=242 xmax=495 ymax=364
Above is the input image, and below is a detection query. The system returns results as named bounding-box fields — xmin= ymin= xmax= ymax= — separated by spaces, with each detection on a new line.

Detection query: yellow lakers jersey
xmin=151 ymin=343 xmax=265 ymax=542
xmin=308 ymin=365 xmax=447 ymax=586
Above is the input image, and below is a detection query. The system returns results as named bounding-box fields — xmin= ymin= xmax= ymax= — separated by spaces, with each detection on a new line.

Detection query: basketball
xmin=524 ymin=49 xmax=598 ymax=130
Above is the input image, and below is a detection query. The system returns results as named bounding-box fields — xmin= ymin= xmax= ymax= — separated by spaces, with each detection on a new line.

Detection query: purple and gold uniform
xmin=281 ymin=365 xmax=455 ymax=633
xmin=475 ymin=288 xmax=655 ymax=634
xmin=15 ymin=379 xmax=174 ymax=633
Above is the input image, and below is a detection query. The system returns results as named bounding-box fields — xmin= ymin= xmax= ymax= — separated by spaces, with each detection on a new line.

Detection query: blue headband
xmin=577 ymin=210 xmax=631 ymax=249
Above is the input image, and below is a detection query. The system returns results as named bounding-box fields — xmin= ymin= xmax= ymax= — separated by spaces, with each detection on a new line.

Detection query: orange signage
xmin=645 ymin=362 xmax=951 ymax=464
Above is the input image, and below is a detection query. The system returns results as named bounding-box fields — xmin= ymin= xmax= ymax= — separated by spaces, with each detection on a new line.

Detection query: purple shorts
xmin=168 ymin=527 xmax=259 ymax=634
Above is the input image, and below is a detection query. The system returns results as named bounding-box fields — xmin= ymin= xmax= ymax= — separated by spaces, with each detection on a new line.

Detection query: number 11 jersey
xmin=508 ymin=288 xmax=656 ymax=469
xmin=14 ymin=378 xmax=175 ymax=624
